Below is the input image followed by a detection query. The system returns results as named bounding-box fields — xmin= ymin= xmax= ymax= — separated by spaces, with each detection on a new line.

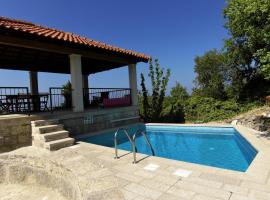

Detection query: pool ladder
xmin=114 ymin=128 xmax=155 ymax=164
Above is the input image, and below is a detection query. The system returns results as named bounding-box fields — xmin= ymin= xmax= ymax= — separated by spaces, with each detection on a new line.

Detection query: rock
xmin=232 ymin=107 xmax=270 ymax=132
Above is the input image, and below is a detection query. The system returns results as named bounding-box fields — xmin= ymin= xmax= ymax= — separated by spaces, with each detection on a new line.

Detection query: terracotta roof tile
xmin=0 ymin=16 xmax=149 ymax=61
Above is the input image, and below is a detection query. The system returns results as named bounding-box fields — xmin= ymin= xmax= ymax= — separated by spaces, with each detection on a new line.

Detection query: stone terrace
xmin=1 ymin=124 xmax=270 ymax=200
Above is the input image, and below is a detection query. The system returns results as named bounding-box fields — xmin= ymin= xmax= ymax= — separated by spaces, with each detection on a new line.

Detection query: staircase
xmin=31 ymin=119 xmax=75 ymax=151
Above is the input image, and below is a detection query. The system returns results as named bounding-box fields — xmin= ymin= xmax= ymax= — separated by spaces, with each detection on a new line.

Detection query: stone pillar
xmin=128 ymin=64 xmax=138 ymax=106
xmin=29 ymin=71 xmax=39 ymax=94
xmin=69 ymin=54 xmax=84 ymax=112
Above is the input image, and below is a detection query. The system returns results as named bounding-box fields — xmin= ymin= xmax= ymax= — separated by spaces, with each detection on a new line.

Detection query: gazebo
xmin=0 ymin=16 xmax=149 ymax=113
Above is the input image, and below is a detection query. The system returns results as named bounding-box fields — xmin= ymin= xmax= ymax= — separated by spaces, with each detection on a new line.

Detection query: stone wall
xmin=0 ymin=106 xmax=140 ymax=152
xmin=0 ymin=116 xmax=32 ymax=152
xmin=60 ymin=106 xmax=140 ymax=136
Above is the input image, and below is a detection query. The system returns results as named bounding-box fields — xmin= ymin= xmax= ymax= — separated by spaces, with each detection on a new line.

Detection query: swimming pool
xmin=81 ymin=124 xmax=257 ymax=172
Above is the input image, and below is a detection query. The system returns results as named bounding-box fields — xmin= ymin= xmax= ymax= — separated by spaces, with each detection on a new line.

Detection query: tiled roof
xmin=0 ymin=16 xmax=149 ymax=61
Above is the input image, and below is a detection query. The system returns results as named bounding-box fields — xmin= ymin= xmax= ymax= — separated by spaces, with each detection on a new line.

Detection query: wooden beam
xmin=0 ymin=34 xmax=140 ymax=65
xmin=0 ymin=58 xmax=69 ymax=74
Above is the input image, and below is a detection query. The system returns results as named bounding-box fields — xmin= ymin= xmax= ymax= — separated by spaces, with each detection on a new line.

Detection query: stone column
xmin=69 ymin=54 xmax=84 ymax=112
xmin=128 ymin=64 xmax=138 ymax=106
xmin=29 ymin=71 xmax=39 ymax=94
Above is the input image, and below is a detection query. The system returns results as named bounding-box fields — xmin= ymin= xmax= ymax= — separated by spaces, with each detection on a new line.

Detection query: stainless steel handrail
xmin=132 ymin=129 xmax=155 ymax=164
xmin=114 ymin=128 xmax=133 ymax=159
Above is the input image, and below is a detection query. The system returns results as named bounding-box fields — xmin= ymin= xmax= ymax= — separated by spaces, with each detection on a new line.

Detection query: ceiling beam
xmin=0 ymin=33 xmax=139 ymax=65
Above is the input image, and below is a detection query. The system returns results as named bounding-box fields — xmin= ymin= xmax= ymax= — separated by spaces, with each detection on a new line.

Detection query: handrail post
xmin=114 ymin=128 xmax=133 ymax=159
xmin=129 ymin=89 xmax=132 ymax=106
xmin=26 ymin=87 xmax=31 ymax=116
xmin=49 ymin=88 xmax=53 ymax=114
xmin=132 ymin=129 xmax=155 ymax=164
xmin=114 ymin=131 xmax=119 ymax=159
xmin=142 ymin=131 xmax=155 ymax=156
xmin=132 ymin=140 xmax=137 ymax=164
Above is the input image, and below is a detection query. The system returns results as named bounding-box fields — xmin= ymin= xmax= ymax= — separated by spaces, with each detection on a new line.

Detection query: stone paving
xmin=1 ymin=124 xmax=270 ymax=200
xmin=0 ymin=184 xmax=66 ymax=200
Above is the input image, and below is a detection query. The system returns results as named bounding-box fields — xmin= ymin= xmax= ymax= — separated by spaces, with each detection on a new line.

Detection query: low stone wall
xmin=0 ymin=116 xmax=32 ymax=152
xmin=60 ymin=106 xmax=140 ymax=136
xmin=0 ymin=106 xmax=140 ymax=152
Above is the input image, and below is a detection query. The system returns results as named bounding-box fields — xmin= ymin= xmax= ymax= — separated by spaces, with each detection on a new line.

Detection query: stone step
xmin=41 ymin=130 xmax=69 ymax=142
xmin=0 ymin=136 xmax=3 ymax=145
xmin=38 ymin=124 xmax=64 ymax=134
xmin=31 ymin=119 xmax=59 ymax=127
xmin=45 ymin=138 xmax=75 ymax=151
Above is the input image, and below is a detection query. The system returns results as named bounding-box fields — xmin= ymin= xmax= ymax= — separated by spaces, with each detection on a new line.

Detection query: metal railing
xmin=114 ymin=128 xmax=133 ymax=159
xmin=0 ymin=87 xmax=132 ymax=114
xmin=114 ymin=128 xmax=155 ymax=164
xmin=49 ymin=87 xmax=72 ymax=111
xmin=132 ymin=129 xmax=155 ymax=164
xmin=0 ymin=87 xmax=30 ymax=114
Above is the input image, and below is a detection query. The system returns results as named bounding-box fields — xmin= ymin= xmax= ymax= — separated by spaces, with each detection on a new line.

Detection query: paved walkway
xmin=1 ymin=124 xmax=270 ymax=200
xmin=0 ymin=184 xmax=66 ymax=200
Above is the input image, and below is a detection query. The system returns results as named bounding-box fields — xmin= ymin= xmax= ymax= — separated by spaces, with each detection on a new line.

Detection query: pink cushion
xmin=103 ymin=96 xmax=131 ymax=108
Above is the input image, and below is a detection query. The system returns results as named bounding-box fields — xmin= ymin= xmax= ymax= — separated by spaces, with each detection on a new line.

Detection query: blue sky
xmin=0 ymin=0 xmax=228 ymax=93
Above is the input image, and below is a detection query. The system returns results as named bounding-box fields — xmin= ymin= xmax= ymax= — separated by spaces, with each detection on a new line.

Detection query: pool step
xmin=45 ymin=137 xmax=75 ymax=151
xmin=31 ymin=119 xmax=75 ymax=151
xmin=31 ymin=119 xmax=59 ymax=127
xmin=41 ymin=130 xmax=69 ymax=142
xmin=38 ymin=124 xmax=64 ymax=134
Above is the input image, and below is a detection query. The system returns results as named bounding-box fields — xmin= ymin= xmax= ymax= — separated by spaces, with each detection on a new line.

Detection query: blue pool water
xmin=81 ymin=125 xmax=257 ymax=172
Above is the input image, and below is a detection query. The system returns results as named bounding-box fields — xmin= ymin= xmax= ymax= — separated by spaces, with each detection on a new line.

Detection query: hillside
xmin=225 ymin=106 xmax=270 ymax=133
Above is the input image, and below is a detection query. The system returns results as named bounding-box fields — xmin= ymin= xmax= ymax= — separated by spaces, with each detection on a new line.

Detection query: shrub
xmin=184 ymin=96 xmax=261 ymax=123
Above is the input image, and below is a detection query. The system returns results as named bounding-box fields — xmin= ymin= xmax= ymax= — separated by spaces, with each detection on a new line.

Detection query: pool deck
xmin=2 ymin=124 xmax=270 ymax=200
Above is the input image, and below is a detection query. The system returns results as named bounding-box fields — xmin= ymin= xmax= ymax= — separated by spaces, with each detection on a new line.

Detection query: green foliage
xmin=184 ymin=95 xmax=261 ymax=122
xmin=140 ymin=58 xmax=171 ymax=122
xmin=140 ymin=74 xmax=150 ymax=120
xmin=170 ymin=82 xmax=189 ymax=104
xmin=138 ymin=0 xmax=270 ymax=123
xmin=222 ymin=0 xmax=270 ymax=101
xmin=224 ymin=0 xmax=270 ymax=79
xmin=162 ymin=100 xmax=185 ymax=123
xmin=61 ymin=81 xmax=72 ymax=108
xmin=159 ymin=82 xmax=188 ymax=123
xmin=194 ymin=50 xmax=227 ymax=99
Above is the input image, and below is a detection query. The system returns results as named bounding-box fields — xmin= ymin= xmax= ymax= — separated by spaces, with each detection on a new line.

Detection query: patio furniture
xmin=5 ymin=95 xmax=20 ymax=112
xmin=0 ymin=100 xmax=10 ymax=113
xmin=101 ymin=92 xmax=109 ymax=100
xmin=5 ymin=93 xmax=49 ymax=113
xmin=103 ymin=96 xmax=131 ymax=108
xmin=27 ymin=93 xmax=49 ymax=112
xmin=17 ymin=93 xmax=30 ymax=112
xmin=38 ymin=93 xmax=49 ymax=111
xmin=91 ymin=96 xmax=102 ymax=106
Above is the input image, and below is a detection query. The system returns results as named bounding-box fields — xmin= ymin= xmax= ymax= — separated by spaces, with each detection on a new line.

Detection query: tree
xmin=61 ymin=81 xmax=72 ymax=108
xmin=140 ymin=58 xmax=171 ymax=122
xmin=170 ymin=82 xmax=189 ymax=104
xmin=224 ymin=0 xmax=270 ymax=79
xmin=160 ymin=82 xmax=188 ymax=123
xmin=193 ymin=49 xmax=227 ymax=99
xmin=223 ymin=0 xmax=270 ymax=100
